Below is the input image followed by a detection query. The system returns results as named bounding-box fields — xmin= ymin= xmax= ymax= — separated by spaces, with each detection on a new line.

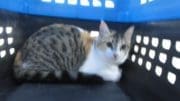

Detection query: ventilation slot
xmin=145 ymin=61 xmax=152 ymax=71
xmin=149 ymin=49 xmax=155 ymax=59
xmin=80 ymin=0 xmax=90 ymax=6
xmin=9 ymin=48 xmax=15 ymax=55
xmin=68 ymin=0 xmax=78 ymax=5
xmin=162 ymin=39 xmax=171 ymax=50
xmin=7 ymin=37 xmax=13 ymax=45
xmin=140 ymin=0 xmax=147 ymax=5
xmin=151 ymin=37 xmax=159 ymax=47
xmin=0 ymin=39 xmax=4 ymax=46
xmin=138 ymin=57 xmax=143 ymax=66
xmin=90 ymin=31 xmax=99 ymax=37
xmin=0 ymin=26 xmax=3 ymax=34
xmin=5 ymin=26 xmax=13 ymax=34
xmin=131 ymin=54 xmax=136 ymax=62
xmin=134 ymin=45 xmax=139 ymax=53
xmin=93 ymin=0 xmax=102 ymax=7
xmin=159 ymin=52 xmax=167 ymax=64
xmin=136 ymin=35 xmax=142 ymax=43
xmin=55 ymin=0 xmax=65 ymax=4
xmin=0 ymin=50 xmax=6 ymax=58
xmin=175 ymin=41 xmax=180 ymax=52
xmin=42 ymin=0 xmax=52 ymax=3
xmin=141 ymin=47 xmax=146 ymax=56
xmin=105 ymin=0 xmax=115 ymax=8
xmin=167 ymin=72 xmax=176 ymax=85
xmin=143 ymin=36 xmax=149 ymax=45
xmin=172 ymin=56 xmax=180 ymax=70
xmin=155 ymin=66 xmax=162 ymax=77
xmin=140 ymin=0 xmax=154 ymax=5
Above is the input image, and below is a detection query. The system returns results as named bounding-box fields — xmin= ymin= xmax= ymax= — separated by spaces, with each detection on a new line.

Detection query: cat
xmin=13 ymin=21 xmax=134 ymax=82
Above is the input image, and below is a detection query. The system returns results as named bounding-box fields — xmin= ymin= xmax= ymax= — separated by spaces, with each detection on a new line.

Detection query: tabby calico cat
xmin=13 ymin=21 xmax=134 ymax=82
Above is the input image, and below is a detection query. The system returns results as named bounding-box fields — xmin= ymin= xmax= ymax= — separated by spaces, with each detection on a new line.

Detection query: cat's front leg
xmin=97 ymin=65 xmax=122 ymax=82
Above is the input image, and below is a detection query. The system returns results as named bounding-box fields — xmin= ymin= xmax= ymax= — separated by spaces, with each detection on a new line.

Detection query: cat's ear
xmin=124 ymin=26 xmax=135 ymax=44
xmin=99 ymin=21 xmax=110 ymax=37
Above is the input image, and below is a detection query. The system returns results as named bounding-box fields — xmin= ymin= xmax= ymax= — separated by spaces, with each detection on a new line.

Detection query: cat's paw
xmin=97 ymin=66 xmax=122 ymax=82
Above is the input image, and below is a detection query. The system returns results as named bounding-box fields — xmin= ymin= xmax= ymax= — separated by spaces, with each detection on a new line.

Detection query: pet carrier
xmin=0 ymin=0 xmax=179 ymax=101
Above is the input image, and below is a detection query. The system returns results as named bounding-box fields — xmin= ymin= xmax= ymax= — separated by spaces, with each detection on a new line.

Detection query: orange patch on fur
xmin=80 ymin=31 xmax=95 ymax=55
xmin=14 ymin=51 xmax=22 ymax=67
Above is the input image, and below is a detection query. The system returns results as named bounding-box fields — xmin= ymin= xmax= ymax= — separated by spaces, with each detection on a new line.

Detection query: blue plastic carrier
xmin=0 ymin=0 xmax=179 ymax=22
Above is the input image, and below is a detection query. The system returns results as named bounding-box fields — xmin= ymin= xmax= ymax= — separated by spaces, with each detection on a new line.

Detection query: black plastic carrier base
xmin=0 ymin=9 xmax=179 ymax=101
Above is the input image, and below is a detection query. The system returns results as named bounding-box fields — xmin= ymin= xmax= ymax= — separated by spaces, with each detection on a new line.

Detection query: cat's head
xmin=94 ymin=21 xmax=134 ymax=65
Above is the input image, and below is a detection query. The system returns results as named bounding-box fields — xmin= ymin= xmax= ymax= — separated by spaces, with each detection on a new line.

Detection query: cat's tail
xmin=13 ymin=51 xmax=60 ymax=82
xmin=13 ymin=50 xmax=30 ymax=81
xmin=13 ymin=51 xmax=23 ymax=79
xmin=13 ymin=51 xmax=77 ymax=82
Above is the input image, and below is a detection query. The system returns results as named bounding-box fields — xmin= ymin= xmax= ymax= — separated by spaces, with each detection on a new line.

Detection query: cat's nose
xmin=113 ymin=54 xmax=117 ymax=59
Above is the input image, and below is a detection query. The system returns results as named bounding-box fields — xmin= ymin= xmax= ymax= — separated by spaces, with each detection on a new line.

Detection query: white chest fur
xmin=79 ymin=46 xmax=122 ymax=82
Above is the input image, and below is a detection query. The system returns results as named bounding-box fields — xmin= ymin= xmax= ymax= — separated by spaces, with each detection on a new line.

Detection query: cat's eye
xmin=106 ymin=42 xmax=113 ymax=48
xmin=121 ymin=45 xmax=126 ymax=50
